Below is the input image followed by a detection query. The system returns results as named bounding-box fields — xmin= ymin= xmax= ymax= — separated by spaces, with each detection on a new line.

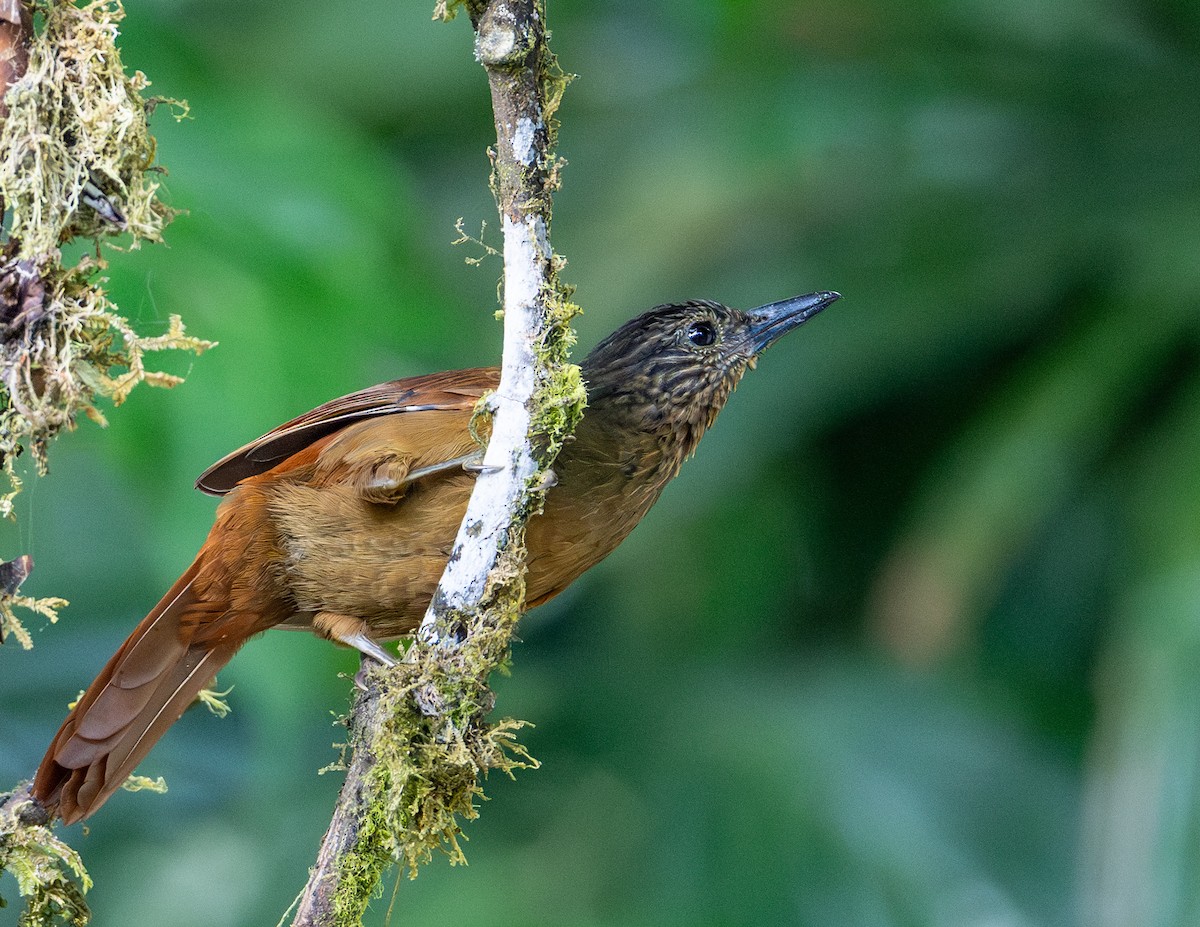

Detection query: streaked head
xmin=582 ymin=291 xmax=840 ymax=438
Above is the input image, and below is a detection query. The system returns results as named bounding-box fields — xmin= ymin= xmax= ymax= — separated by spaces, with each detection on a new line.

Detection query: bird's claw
xmin=463 ymin=458 xmax=502 ymax=475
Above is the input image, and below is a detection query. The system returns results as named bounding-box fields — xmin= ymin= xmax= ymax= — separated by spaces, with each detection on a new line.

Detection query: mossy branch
xmin=0 ymin=784 xmax=91 ymax=926
xmin=291 ymin=2 xmax=582 ymax=924
xmin=0 ymin=2 xmax=206 ymax=921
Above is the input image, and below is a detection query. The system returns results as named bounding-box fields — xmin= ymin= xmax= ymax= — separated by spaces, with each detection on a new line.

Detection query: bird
xmin=32 ymin=290 xmax=839 ymax=824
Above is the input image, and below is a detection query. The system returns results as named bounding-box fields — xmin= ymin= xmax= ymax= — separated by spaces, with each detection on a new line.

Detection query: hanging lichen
xmin=0 ymin=0 xmax=210 ymax=493
xmin=0 ymin=0 xmax=211 ymax=656
xmin=0 ymin=4 xmax=204 ymax=924
xmin=0 ymin=0 xmax=181 ymax=253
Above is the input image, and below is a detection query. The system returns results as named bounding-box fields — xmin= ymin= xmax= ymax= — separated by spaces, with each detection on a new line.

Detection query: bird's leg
xmin=81 ymin=172 xmax=126 ymax=226
xmin=312 ymin=611 xmax=397 ymax=667
xmin=319 ymin=613 xmax=398 ymax=693
xmin=359 ymin=456 xmax=414 ymax=504
xmin=364 ymin=453 xmax=499 ymax=501
xmin=331 ymin=451 xmax=495 ymax=507
xmin=341 ymin=631 xmax=397 ymax=668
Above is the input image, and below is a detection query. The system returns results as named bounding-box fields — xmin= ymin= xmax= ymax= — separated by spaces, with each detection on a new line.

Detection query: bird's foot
xmin=350 ymin=638 xmax=397 ymax=691
xmin=81 ymin=173 xmax=126 ymax=227
xmin=463 ymin=456 xmax=502 ymax=475
xmin=314 ymin=611 xmax=397 ymax=680
xmin=342 ymin=630 xmax=397 ymax=668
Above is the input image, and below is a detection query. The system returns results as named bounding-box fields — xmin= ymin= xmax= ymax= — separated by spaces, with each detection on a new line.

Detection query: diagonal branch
xmin=290 ymin=2 xmax=581 ymax=924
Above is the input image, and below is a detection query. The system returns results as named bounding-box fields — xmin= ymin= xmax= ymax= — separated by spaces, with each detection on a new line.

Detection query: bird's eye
xmin=686 ymin=320 xmax=717 ymax=347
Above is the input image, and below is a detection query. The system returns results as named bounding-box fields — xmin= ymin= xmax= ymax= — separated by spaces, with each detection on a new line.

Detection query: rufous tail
xmin=33 ymin=556 xmax=241 ymax=824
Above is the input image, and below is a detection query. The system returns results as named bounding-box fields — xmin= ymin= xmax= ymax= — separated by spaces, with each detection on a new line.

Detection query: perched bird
xmin=33 ymin=291 xmax=839 ymax=824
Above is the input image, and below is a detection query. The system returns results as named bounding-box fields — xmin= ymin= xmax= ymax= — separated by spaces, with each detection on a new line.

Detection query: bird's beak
xmin=744 ymin=291 xmax=841 ymax=354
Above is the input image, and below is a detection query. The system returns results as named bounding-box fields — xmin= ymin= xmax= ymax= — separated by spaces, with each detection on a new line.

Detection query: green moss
xmin=325 ymin=563 xmax=540 ymax=923
xmin=330 ymin=778 xmax=393 ymax=925
xmin=538 ymin=42 xmax=572 ymax=153
xmin=531 ymin=287 xmax=585 ymax=451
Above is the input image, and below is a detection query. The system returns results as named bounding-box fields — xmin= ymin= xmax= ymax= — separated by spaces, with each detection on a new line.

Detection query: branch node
xmin=475 ymin=3 xmax=535 ymax=68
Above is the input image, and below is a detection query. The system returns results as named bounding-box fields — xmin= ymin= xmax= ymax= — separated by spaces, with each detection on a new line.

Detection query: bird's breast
xmin=256 ymin=420 xmax=677 ymax=638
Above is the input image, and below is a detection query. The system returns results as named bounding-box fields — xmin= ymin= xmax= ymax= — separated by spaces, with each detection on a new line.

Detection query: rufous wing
xmin=195 ymin=367 xmax=498 ymax=495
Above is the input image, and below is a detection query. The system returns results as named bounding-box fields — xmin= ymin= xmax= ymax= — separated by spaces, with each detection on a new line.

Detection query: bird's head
xmin=581 ymin=291 xmax=840 ymax=446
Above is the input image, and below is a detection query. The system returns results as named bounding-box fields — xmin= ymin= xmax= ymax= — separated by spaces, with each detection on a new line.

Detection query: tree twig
xmin=291 ymin=2 xmax=580 ymax=923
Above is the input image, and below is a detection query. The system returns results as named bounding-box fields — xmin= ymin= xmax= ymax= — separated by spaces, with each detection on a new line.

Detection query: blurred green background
xmin=3 ymin=0 xmax=1199 ymax=924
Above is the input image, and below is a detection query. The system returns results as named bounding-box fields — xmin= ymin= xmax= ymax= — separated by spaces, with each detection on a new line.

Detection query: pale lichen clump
xmin=1 ymin=0 xmax=181 ymax=254
xmin=0 ymin=0 xmax=207 ymax=473
xmin=0 ymin=0 xmax=210 ymax=639
xmin=0 ymin=0 xmax=208 ymax=477
xmin=431 ymin=0 xmax=481 ymax=23
xmin=0 ymin=271 xmax=212 ymax=505
xmin=0 ymin=578 xmax=65 ymax=649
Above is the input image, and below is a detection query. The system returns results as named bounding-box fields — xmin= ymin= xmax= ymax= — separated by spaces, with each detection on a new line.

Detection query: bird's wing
xmin=195 ymin=367 xmax=499 ymax=495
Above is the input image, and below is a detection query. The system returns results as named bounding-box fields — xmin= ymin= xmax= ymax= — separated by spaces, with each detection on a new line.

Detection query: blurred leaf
xmin=868 ymin=295 xmax=1192 ymax=664
xmin=1082 ymin=378 xmax=1200 ymax=927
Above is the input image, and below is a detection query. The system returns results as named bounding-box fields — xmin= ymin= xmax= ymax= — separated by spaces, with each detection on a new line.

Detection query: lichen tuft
xmin=0 ymin=0 xmax=184 ymax=257
xmin=0 ymin=0 xmax=208 ymax=538
xmin=0 ymin=583 xmax=66 ymax=650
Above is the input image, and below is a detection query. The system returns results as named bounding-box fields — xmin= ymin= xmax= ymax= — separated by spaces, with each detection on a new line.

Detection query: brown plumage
xmin=33 ymin=292 xmax=839 ymax=823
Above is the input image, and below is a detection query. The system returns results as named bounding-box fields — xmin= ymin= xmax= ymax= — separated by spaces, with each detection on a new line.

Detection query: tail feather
xmin=102 ymin=643 xmax=232 ymax=778
xmin=33 ymin=557 xmax=243 ymax=824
